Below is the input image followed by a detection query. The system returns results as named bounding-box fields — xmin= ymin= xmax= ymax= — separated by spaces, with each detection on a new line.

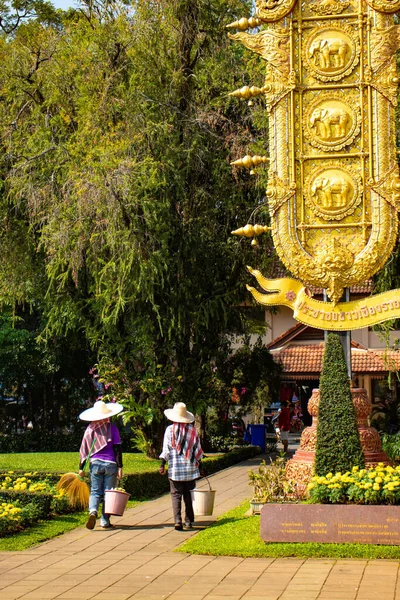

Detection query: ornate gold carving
xmin=304 ymin=24 xmax=359 ymax=82
xmin=364 ymin=0 xmax=400 ymax=13
xmin=228 ymin=0 xmax=400 ymax=307
xmin=368 ymin=27 xmax=400 ymax=105
xmin=255 ymin=0 xmax=298 ymax=22
xmin=266 ymin=172 xmax=295 ymax=215
xmin=264 ymin=69 xmax=296 ymax=110
xmin=371 ymin=165 xmax=400 ymax=211
xmin=315 ymin=240 xmax=354 ymax=304
xmin=309 ymin=0 xmax=350 ymax=15
xmin=306 ymin=165 xmax=362 ymax=221
xmin=228 ymin=29 xmax=294 ymax=109
xmin=228 ymin=30 xmax=290 ymax=76
xmin=304 ymin=94 xmax=361 ymax=151
xmin=370 ymin=26 xmax=400 ymax=73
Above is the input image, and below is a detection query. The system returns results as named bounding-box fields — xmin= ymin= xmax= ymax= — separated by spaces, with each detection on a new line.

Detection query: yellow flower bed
xmin=308 ymin=464 xmax=400 ymax=505
xmin=0 ymin=472 xmax=73 ymax=537
xmin=0 ymin=502 xmax=22 ymax=520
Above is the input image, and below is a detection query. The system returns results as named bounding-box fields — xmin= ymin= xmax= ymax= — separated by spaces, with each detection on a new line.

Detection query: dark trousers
xmin=169 ymin=479 xmax=195 ymax=525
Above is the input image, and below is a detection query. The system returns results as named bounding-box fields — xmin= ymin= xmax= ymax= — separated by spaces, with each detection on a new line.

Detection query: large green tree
xmin=0 ymin=0 xmax=277 ymax=442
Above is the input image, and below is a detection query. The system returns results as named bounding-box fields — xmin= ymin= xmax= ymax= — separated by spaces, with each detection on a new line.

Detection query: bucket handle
xmin=203 ymin=475 xmax=212 ymax=491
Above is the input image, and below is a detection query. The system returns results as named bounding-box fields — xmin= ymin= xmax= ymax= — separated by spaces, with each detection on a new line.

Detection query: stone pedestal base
xmin=286 ymin=388 xmax=390 ymax=488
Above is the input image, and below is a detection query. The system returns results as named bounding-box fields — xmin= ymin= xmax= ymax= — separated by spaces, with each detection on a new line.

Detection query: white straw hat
xmin=79 ymin=400 xmax=124 ymax=422
xmin=164 ymin=402 xmax=194 ymax=424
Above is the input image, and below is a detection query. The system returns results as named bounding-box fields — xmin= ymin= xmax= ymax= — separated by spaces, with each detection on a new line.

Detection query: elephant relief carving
xmin=310 ymin=107 xmax=350 ymax=139
xmin=309 ymin=38 xmax=349 ymax=69
xmin=311 ymin=176 xmax=351 ymax=209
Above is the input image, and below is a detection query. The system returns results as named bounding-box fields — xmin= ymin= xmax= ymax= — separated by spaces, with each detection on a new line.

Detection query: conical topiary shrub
xmin=314 ymin=333 xmax=365 ymax=475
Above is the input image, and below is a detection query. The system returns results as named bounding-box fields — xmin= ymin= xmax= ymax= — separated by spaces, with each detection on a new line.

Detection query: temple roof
xmin=272 ymin=342 xmax=400 ymax=379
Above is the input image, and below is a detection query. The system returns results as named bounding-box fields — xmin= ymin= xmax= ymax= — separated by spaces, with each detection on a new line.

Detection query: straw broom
xmin=57 ymin=439 xmax=96 ymax=509
xmin=57 ymin=472 xmax=90 ymax=509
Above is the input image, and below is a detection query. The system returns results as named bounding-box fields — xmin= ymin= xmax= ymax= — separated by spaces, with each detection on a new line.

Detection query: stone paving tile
xmin=0 ymin=583 xmax=42 ymax=596
xmin=318 ymin=595 xmax=357 ymax=600
xmin=56 ymin=593 xmax=108 ymax=600
xmin=200 ymin=596 xmax=242 ymax=600
xmin=279 ymin=596 xmax=319 ymax=600
xmin=0 ymin=591 xmax=26 ymax=600
xmin=356 ymin=592 xmax=397 ymax=598
xmin=167 ymin=595 xmax=206 ymax=600
xmin=12 ymin=587 xmax=73 ymax=599
xmin=240 ymin=596 xmax=282 ymax=600
xmin=90 ymin=595 xmax=133 ymax=600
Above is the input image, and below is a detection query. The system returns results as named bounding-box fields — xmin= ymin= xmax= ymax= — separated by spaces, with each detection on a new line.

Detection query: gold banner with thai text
xmin=246 ymin=268 xmax=400 ymax=331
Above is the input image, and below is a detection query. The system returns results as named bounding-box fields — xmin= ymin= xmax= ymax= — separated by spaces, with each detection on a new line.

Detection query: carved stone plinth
xmin=286 ymin=388 xmax=390 ymax=488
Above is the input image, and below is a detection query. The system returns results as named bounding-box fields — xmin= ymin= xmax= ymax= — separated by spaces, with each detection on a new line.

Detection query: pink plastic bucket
xmin=104 ymin=489 xmax=130 ymax=516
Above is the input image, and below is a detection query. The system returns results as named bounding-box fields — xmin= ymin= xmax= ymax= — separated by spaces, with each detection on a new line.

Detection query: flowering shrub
xmin=0 ymin=473 xmax=75 ymax=536
xmin=308 ymin=464 xmax=400 ymax=505
xmin=0 ymin=501 xmax=22 ymax=535
xmin=0 ymin=475 xmax=53 ymax=493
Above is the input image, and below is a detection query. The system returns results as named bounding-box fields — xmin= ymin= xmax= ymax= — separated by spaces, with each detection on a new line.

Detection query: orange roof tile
xmin=266 ymin=323 xmax=307 ymax=349
xmin=272 ymin=344 xmax=400 ymax=376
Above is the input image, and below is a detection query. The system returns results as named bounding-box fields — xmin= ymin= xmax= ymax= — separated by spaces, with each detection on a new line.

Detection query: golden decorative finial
xmin=226 ymin=17 xmax=261 ymax=30
xmin=230 ymin=155 xmax=269 ymax=169
xmin=229 ymin=85 xmax=266 ymax=100
xmin=231 ymin=224 xmax=270 ymax=237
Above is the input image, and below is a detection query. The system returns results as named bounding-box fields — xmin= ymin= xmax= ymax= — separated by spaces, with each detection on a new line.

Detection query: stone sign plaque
xmin=260 ymin=504 xmax=400 ymax=545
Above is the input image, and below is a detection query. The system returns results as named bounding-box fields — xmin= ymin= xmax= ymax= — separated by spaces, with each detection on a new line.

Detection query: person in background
xmin=78 ymin=400 xmax=124 ymax=530
xmin=278 ymin=400 xmax=291 ymax=453
xmin=159 ymin=402 xmax=203 ymax=531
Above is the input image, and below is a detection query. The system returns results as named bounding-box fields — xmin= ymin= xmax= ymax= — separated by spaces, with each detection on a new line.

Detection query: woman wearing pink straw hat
xmin=78 ymin=400 xmax=124 ymax=530
xmin=159 ymin=402 xmax=203 ymax=530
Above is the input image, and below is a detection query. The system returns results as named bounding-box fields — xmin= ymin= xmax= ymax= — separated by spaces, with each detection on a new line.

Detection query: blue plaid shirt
xmin=160 ymin=425 xmax=202 ymax=481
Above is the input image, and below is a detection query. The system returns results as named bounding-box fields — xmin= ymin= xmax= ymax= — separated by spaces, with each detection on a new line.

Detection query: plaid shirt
xmin=160 ymin=425 xmax=202 ymax=481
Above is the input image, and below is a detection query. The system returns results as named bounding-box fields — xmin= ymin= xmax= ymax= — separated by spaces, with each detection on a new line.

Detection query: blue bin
xmin=248 ymin=424 xmax=267 ymax=453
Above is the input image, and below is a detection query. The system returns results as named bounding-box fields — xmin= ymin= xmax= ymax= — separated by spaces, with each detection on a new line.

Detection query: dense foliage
xmin=315 ymin=333 xmax=364 ymax=475
xmin=381 ymin=432 xmax=400 ymax=461
xmin=0 ymin=0 xmax=278 ymax=443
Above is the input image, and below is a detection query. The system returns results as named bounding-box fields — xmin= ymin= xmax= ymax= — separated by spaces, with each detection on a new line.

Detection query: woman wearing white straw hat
xmin=159 ymin=402 xmax=203 ymax=530
xmin=78 ymin=400 xmax=124 ymax=530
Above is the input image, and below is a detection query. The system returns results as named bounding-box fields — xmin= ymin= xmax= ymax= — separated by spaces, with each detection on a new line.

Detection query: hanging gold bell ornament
xmin=231 ymin=224 xmax=270 ymax=238
xmin=229 ymin=85 xmax=267 ymax=100
xmin=226 ymin=17 xmax=261 ymax=30
xmin=231 ymin=155 xmax=269 ymax=174
xmin=232 ymin=223 xmax=271 ymax=247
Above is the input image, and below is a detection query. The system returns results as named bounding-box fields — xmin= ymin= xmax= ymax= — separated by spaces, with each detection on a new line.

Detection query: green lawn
xmin=177 ymin=501 xmax=400 ymax=560
xmin=0 ymin=454 xmax=152 ymax=550
xmin=0 ymin=498 xmax=142 ymax=551
xmin=0 ymin=452 xmax=160 ymax=473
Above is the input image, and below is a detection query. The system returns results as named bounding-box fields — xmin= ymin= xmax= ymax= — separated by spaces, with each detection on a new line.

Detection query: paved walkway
xmin=0 ymin=454 xmax=399 ymax=600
